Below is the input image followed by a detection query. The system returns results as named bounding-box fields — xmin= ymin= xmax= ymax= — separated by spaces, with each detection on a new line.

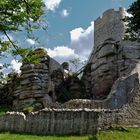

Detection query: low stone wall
xmin=0 ymin=98 xmax=140 ymax=135
xmin=0 ymin=109 xmax=100 ymax=135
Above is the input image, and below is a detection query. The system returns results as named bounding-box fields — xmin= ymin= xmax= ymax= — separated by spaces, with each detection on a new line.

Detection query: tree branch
xmin=3 ymin=30 xmax=18 ymax=51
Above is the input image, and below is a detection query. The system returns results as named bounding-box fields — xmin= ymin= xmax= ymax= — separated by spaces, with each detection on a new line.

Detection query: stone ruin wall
xmin=0 ymin=109 xmax=99 ymax=135
xmin=0 ymin=88 xmax=140 ymax=135
xmin=0 ymin=71 xmax=138 ymax=135
xmin=1 ymin=8 xmax=139 ymax=111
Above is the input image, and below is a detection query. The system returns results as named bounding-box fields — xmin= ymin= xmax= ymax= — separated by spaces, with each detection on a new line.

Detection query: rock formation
xmin=83 ymin=8 xmax=140 ymax=101
xmin=12 ymin=48 xmax=64 ymax=111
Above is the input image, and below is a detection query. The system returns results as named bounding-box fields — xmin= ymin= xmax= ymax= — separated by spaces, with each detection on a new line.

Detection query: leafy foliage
xmin=22 ymin=48 xmax=48 ymax=63
xmin=125 ymin=0 xmax=140 ymax=41
xmin=0 ymin=0 xmax=45 ymax=31
xmin=0 ymin=0 xmax=46 ymax=59
xmin=0 ymin=0 xmax=47 ymax=83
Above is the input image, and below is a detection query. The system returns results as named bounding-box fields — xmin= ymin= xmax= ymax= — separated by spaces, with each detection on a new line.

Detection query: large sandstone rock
xmin=13 ymin=63 xmax=50 ymax=110
xmin=104 ymin=73 xmax=139 ymax=109
xmin=12 ymin=48 xmax=65 ymax=110
xmin=90 ymin=39 xmax=119 ymax=99
xmin=84 ymin=8 xmax=140 ymax=100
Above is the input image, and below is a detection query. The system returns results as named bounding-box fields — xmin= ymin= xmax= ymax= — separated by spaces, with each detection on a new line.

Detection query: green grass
xmin=0 ymin=132 xmax=87 ymax=140
xmin=96 ymin=128 xmax=140 ymax=140
xmin=0 ymin=128 xmax=140 ymax=140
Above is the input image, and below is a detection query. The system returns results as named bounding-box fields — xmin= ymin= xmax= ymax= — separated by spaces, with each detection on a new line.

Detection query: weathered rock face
xmin=90 ymin=39 xmax=120 ymax=99
xmin=85 ymin=8 xmax=140 ymax=100
xmin=12 ymin=49 xmax=64 ymax=110
xmin=13 ymin=63 xmax=49 ymax=110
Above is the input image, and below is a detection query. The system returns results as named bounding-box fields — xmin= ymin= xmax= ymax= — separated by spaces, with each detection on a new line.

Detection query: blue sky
xmin=45 ymin=0 xmax=134 ymax=47
xmin=0 ymin=0 xmax=135 ymax=73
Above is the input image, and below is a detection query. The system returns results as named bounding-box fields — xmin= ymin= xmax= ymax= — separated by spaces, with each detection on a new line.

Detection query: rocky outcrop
xmin=90 ymin=39 xmax=120 ymax=99
xmin=89 ymin=39 xmax=140 ymax=99
xmin=84 ymin=8 xmax=140 ymax=100
xmin=13 ymin=63 xmax=49 ymax=110
xmin=12 ymin=48 xmax=64 ymax=111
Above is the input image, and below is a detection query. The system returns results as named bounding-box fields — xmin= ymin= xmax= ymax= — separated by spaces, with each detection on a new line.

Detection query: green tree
xmin=125 ymin=0 xmax=140 ymax=41
xmin=0 ymin=0 xmax=46 ymax=63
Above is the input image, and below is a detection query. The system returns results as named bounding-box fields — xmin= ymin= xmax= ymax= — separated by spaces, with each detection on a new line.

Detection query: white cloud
xmin=43 ymin=0 xmax=62 ymax=11
xmin=46 ymin=46 xmax=75 ymax=58
xmin=70 ymin=21 xmax=94 ymax=42
xmin=46 ymin=46 xmax=80 ymax=71
xmin=11 ymin=60 xmax=22 ymax=73
xmin=26 ymin=38 xmax=35 ymax=45
xmin=70 ymin=21 xmax=94 ymax=60
xmin=61 ymin=9 xmax=69 ymax=17
xmin=1 ymin=60 xmax=22 ymax=74
xmin=70 ymin=28 xmax=84 ymax=41
xmin=45 ymin=21 xmax=94 ymax=70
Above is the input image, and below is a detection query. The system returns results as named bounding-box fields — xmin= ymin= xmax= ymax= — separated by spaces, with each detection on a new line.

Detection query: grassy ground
xmin=95 ymin=128 xmax=140 ymax=140
xmin=0 ymin=128 xmax=140 ymax=140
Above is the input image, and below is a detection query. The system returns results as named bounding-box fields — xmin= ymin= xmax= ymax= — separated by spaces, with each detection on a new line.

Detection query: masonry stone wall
xmin=0 ymin=109 xmax=99 ymax=135
xmin=1 ymin=88 xmax=140 ymax=135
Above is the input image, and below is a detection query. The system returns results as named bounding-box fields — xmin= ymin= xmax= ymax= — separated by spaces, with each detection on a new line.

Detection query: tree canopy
xmin=0 ymin=0 xmax=46 ymax=63
xmin=0 ymin=0 xmax=45 ymax=31
xmin=125 ymin=0 xmax=140 ymax=41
